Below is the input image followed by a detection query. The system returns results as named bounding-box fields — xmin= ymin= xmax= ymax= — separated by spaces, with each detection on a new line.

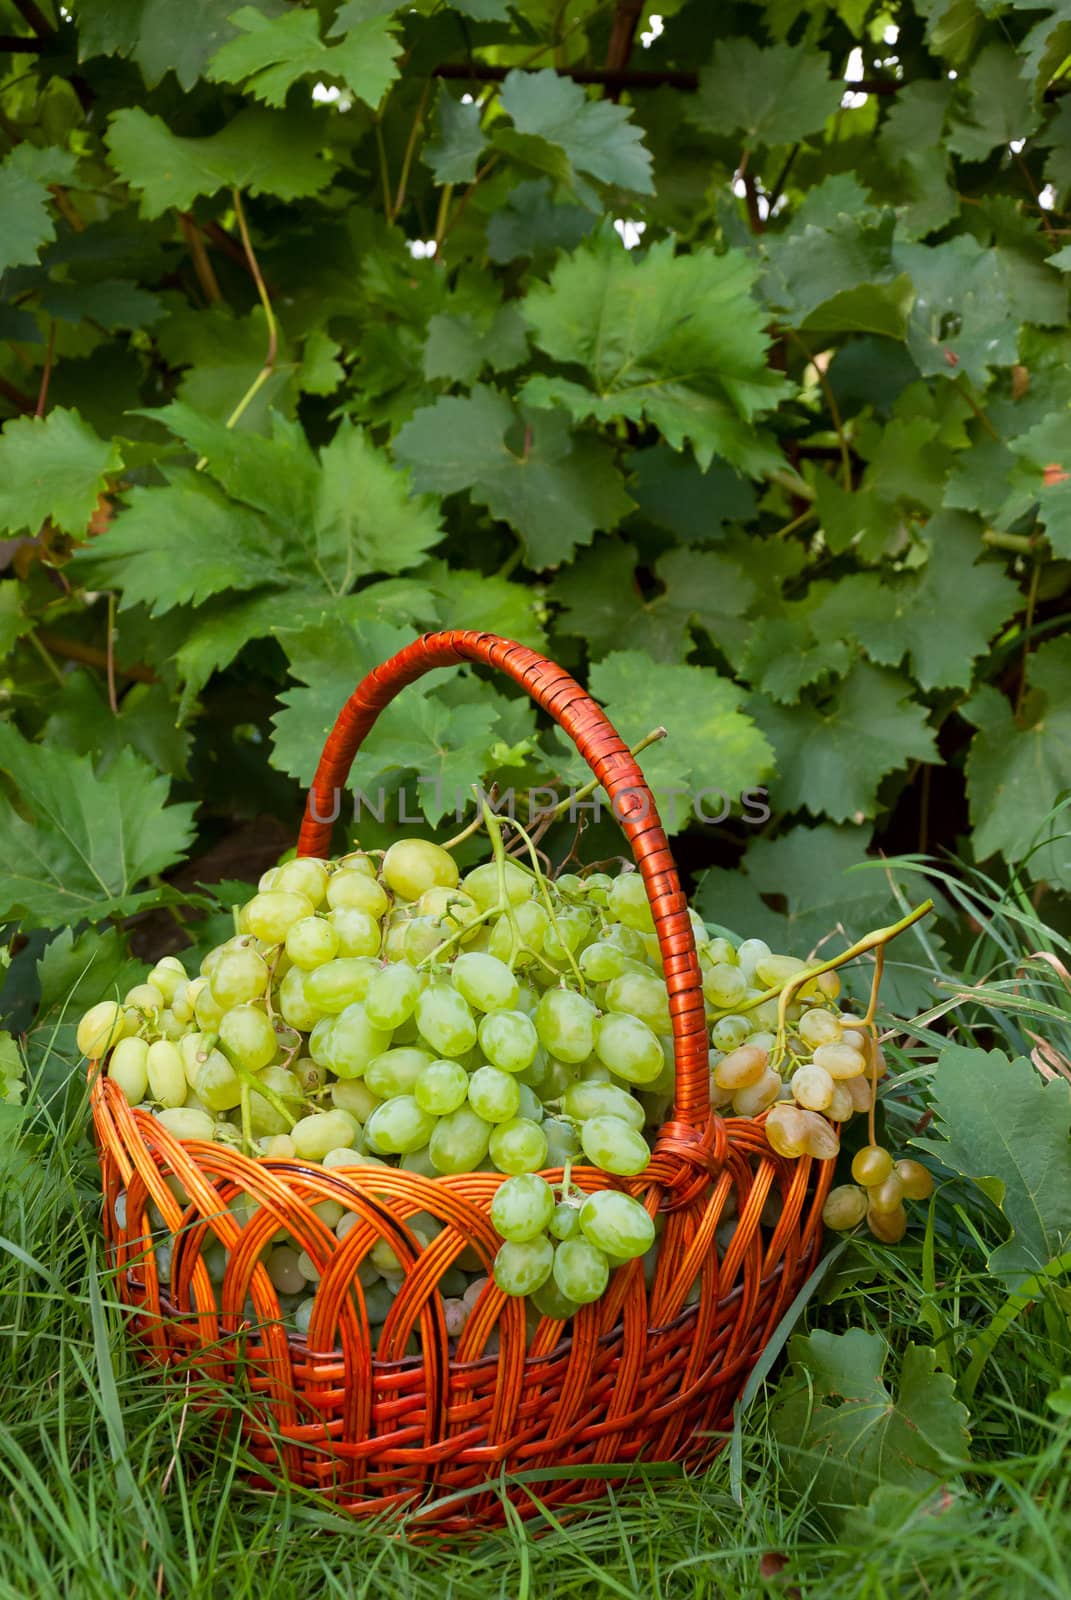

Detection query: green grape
xmin=364 ymin=963 xmax=421 ymax=1030
xmin=328 ymin=909 xmax=384 ymax=959
xmin=415 ymin=984 xmax=478 ymax=1058
xmin=194 ymin=984 xmax=226 ymax=1030
xmin=365 ymin=1094 xmax=437 ymax=1155
xmin=489 ymin=1172 xmax=554 ymax=1242
xmin=851 ymin=1145 xmax=894 ymax=1187
xmin=266 ymin=1245 xmax=305 ymax=1295
xmin=211 ymin=944 xmax=270 ymax=1006
xmin=331 ymin=1078 xmax=382 ymax=1122
xmin=277 ymin=967 xmax=324 ymax=1031
xmin=764 ymin=1103 xmax=810 ymax=1158
xmin=535 ymin=988 xmax=596 ymax=1064
xmin=604 ymin=971 xmax=670 ymax=1034
xmin=735 ymin=938 xmax=771 ymax=981
xmin=493 ymin=1236 xmax=554 ymax=1297
xmin=552 ymin=1238 xmax=610 ymax=1304
xmin=275 ymin=856 xmax=329 ymax=906
xmin=593 ymin=1012 xmax=663 ymax=1085
xmin=321 ymin=1002 xmax=393 ymax=1079
xmin=156 ymin=1107 xmax=216 ymax=1141
xmin=241 ymin=891 xmax=315 ymax=945
xmin=414 ymin=1059 xmax=469 ymax=1115
xmin=705 ymin=936 xmax=737 ymax=966
xmin=555 ymin=873 xmax=585 ymax=897
xmin=428 ymin=1105 xmax=492 ymax=1174
xmin=711 ymin=1014 xmax=750 ymax=1052
xmin=607 ymin=873 xmax=654 ymax=933
xmin=289 ymin=1107 xmax=357 ymax=1158
xmin=581 ymin=871 xmax=613 ymax=906
xmin=489 ymin=1117 xmax=548 ymax=1174
xmin=822 ymin=1185 xmax=868 ymax=1231
xmin=148 ymin=956 xmax=187 ymax=1003
xmin=730 ymin=1066 xmax=783 ymax=1117
xmin=579 ymin=941 xmax=627 ymax=983
xmin=702 ymin=962 xmax=747 ymax=1008
xmin=516 ymin=1083 xmax=544 ymax=1122
xmin=578 ymin=1190 xmax=655 ymax=1260
xmin=531 ymin=1276 xmax=580 ymax=1320
xmin=562 ymin=1079 xmax=645 ymax=1131
xmin=602 ymin=922 xmax=647 ymax=960
xmin=365 ymin=1046 xmax=433 ymax=1100
xmin=382 ymin=838 xmax=459 ymax=900
xmin=754 ymin=953 xmax=808 ymax=989
xmin=248 ymin=1066 xmax=303 ymax=1136
xmin=219 ymin=1004 xmax=277 ymax=1072
xmin=579 ymin=1115 xmax=651 ymax=1176
xmin=798 ymin=1008 xmax=842 ymax=1049
xmin=812 ymin=1041 xmax=868 ymax=1080
xmin=713 ymin=1044 xmax=768 ymax=1092
xmin=790 ymin=1063 xmax=834 ymax=1112
xmin=403 ymin=916 xmax=449 ymax=964
xmin=488 ymin=901 xmax=549 ymax=965
xmin=189 ymin=1046 xmax=243 ymax=1112
xmin=548 ymin=1202 xmax=581 ymax=1242
xmin=146 ymin=1040 xmax=187 ymax=1109
xmin=400 ymin=1145 xmax=438 ymax=1177
xmin=542 ymin=1117 xmax=582 ymax=1167
xmin=417 ymin=885 xmax=480 ymax=937
xmin=867 ymin=1203 xmax=907 ymax=1243
xmin=461 ymin=859 xmax=532 ymax=911
xmin=542 ymin=1056 xmax=580 ymax=1100
xmin=305 ymin=957 xmax=381 ymax=1014
xmin=451 ymin=952 xmax=519 ymax=1013
xmin=543 ymin=907 xmax=592 ymax=963
xmin=478 ymin=1009 xmax=539 ymax=1073
xmin=108 ymin=1036 xmax=149 ymax=1105
xmin=467 ymin=1064 xmax=520 ymax=1123
xmin=514 ymin=981 xmax=539 ymax=1017
xmin=125 ymin=981 xmax=165 ymax=1012
xmin=868 ymin=1172 xmax=905 ymax=1214
xmin=895 ymin=1159 xmax=934 ymax=1201
xmin=285 ymin=916 xmax=340 ymax=972
xmin=326 ymin=869 xmax=389 ymax=918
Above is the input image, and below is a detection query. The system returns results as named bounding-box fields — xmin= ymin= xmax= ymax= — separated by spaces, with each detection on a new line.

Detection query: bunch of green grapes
xmin=822 ymin=1148 xmax=934 ymax=1242
xmin=79 ymin=824 xmax=929 ymax=1343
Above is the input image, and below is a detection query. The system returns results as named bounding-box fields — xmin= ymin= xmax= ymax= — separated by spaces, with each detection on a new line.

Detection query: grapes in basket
xmin=81 ymin=817 xmax=931 ymax=1346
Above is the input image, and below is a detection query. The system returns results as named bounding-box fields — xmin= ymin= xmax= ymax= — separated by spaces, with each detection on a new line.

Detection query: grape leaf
xmin=413 ymin=559 xmax=547 ymax=650
xmin=690 ymin=38 xmax=839 ymax=147
xmin=578 ymin=652 xmax=774 ymax=833
xmin=0 ymin=408 xmax=121 ymax=537
xmin=393 ymin=386 xmax=632 ymax=568
xmin=497 ymin=70 xmax=654 ymax=194
xmin=522 ymin=237 xmax=789 ymax=473
xmin=752 ymin=664 xmax=937 ymax=822
xmin=962 ymin=636 xmax=1071 ymax=870
xmin=0 ymin=726 xmax=196 ymax=929
xmin=741 ymin=616 xmax=853 ymax=701
xmin=627 ymin=446 xmax=756 ymax=542
xmin=811 ymin=513 xmax=1018 ymax=691
xmin=208 ymin=6 xmax=400 ymax=109
xmin=761 ymin=210 xmax=906 ymax=332
xmin=316 ymin=422 xmax=444 ymax=585
xmin=876 ymin=82 xmax=957 ymax=240
xmin=423 ymin=90 xmax=486 ymax=184
xmin=0 ymin=145 xmax=78 ymax=274
xmin=39 ymin=277 xmax=164 ymax=331
xmin=946 ymin=44 xmax=1040 ymax=161
xmin=423 ymin=307 xmax=529 ymax=384
xmin=913 ymin=1044 xmax=1071 ymax=1287
xmin=550 ymin=539 xmax=755 ymax=663
xmin=26 ymin=925 xmax=145 ymax=1079
xmin=485 ymin=178 xmax=595 ymax=263
xmin=0 ymin=583 xmax=31 ymax=659
xmin=73 ymin=469 xmax=287 ymax=614
xmin=772 ymin=1331 xmax=970 ymax=1529
xmin=1006 ymin=410 xmax=1071 ymax=555
xmin=153 ymin=306 xmax=297 ymax=427
xmin=105 ymin=106 xmax=335 ymax=216
xmin=42 ymin=673 xmax=191 ymax=780
xmin=74 ymin=0 xmax=254 ymax=91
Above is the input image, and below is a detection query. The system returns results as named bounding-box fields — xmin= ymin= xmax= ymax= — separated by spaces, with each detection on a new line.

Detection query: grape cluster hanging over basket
xmin=89 ymin=631 xmax=844 ymax=1531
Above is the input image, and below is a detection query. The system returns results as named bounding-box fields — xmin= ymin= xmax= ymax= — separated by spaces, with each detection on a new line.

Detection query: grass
xmin=1 ymin=877 xmax=1069 ymax=1600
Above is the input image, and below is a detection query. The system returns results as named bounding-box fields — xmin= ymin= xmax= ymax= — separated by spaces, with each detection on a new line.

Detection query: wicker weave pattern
xmin=90 ymin=631 xmax=833 ymax=1528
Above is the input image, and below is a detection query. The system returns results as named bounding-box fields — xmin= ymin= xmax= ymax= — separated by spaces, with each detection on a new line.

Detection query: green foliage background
xmin=1 ymin=0 xmax=1070 ymax=1022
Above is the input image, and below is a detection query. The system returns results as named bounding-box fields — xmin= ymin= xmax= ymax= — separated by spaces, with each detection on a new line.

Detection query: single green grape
xmin=593 ymin=1012 xmax=663 ymax=1085
xmin=488 ymin=1116 xmax=548 ymax=1174
xmin=451 ymin=951 xmax=520 ymax=1013
xmin=219 ymin=1004 xmax=277 ymax=1072
xmin=326 ymin=869 xmax=389 ymax=918
xmin=535 ymin=988 xmax=596 ymax=1064
xmin=606 ymin=873 xmax=654 ymax=933
xmin=364 ymin=1094 xmax=437 ymax=1155
xmin=365 ymin=1046 xmax=433 ymax=1100
xmin=305 ymin=957 xmax=382 ymax=1014
xmin=319 ymin=1002 xmax=393 ymax=1079
xmin=291 ymin=1109 xmax=358 ymax=1160
xmin=493 ymin=1235 xmax=554 ymax=1297
xmin=478 ymin=1009 xmax=539 ymax=1073
xmin=415 ymin=983 xmax=478 ymax=1058
xmin=382 ymin=838 xmax=459 ymax=901
xmin=467 ymin=1064 xmax=521 ymax=1123
xmin=578 ymin=1190 xmax=655 ymax=1260
xmin=414 ymin=1058 xmax=469 ymax=1115
xmin=428 ymin=1105 xmax=492 ymax=1174
xmin=274 ymin=856 xmax=329 ymax=906
xmin=552 ymin=1238 xmax=610 ymax=1304
xmin=240 ymin=890 xmax=315 ymax=945
xmin=548 ymin=1201 xmax=581 ymax=1242
xmin=604 ymin=971 xmax=670 ymax=1034
xmin=579 ymin=1114 xmax=651 ymax=1177
xmin=562 ymin=1078 xmax=645 ymax=1131
xmin=490 ymin=1172 xmax=555 ymax=1242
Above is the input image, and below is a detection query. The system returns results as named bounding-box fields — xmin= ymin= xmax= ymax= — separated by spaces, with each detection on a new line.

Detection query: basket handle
xmin=296 ymin=630 xmax=712 ymax=1159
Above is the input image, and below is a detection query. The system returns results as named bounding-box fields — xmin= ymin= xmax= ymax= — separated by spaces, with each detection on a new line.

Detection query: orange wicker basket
xmin=89 ymin=630 xmax=834 ymax=1530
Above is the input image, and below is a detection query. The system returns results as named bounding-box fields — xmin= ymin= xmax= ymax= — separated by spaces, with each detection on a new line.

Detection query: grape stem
xmin=505 ymin=812 xmax=587 ymax=994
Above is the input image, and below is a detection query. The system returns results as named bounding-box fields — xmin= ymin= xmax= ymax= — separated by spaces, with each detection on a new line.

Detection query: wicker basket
xmin=90 ymin=630 xmax=833 ymax=1530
